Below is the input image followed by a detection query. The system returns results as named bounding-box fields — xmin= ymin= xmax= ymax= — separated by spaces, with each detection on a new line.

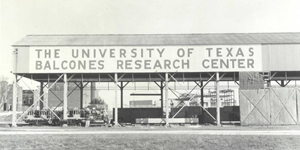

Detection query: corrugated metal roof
xmin=12 ymin=32 xmax=300 ymax=46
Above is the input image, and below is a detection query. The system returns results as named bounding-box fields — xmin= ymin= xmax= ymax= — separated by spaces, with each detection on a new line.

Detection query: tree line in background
xmin=0 ymin=76 xmax=12 ymax=110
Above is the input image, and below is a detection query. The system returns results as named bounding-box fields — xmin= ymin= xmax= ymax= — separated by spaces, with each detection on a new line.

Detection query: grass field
xmin=0 ymin=134 xmax=299 ymax=150
xmin=1 ymin=112 xmax=300 ymax=150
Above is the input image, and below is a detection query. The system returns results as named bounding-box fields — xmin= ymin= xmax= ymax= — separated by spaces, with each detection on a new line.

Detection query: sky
xmin=1 ymin=0 xmax=300 ymax=108
xmin=1 ymin=0 xmax=300 ymax=81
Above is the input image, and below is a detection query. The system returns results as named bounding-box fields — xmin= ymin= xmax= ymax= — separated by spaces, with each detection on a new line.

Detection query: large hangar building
xmin=11 ymin=32 xmax=300 ymax=127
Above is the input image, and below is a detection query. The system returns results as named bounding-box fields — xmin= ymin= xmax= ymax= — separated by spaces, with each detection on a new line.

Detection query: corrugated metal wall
xmin=262 ymin=44 xmax=300 ymax=71
xmin=15 ymin=47 xmax=30 ymax=73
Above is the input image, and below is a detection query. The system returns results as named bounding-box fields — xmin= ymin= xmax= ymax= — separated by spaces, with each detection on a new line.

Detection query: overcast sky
xmin=1 ymin=0 xmax=300 ymax=80
xmin=1 ymin=0 xmax=300 ymax=109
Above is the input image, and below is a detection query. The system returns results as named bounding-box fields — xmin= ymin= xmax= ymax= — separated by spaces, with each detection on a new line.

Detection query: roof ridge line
xmin=25 ymin=32 xmax=300 ymax=36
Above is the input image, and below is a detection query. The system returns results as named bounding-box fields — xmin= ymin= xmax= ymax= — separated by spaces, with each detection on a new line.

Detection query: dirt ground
xmin=0 ymin=134 xmax=299 ymax=150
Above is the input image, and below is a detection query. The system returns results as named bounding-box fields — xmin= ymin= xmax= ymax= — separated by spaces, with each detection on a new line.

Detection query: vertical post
xmin=165 ymin=73 xmax=169 ymax=126
xmin=281 ymin=80 xmax=285 ymax=87
xmin=120 ymin=82 xmax=123 ymax=109
xmin=297 ymin=87 xmax=299 ymax=125
xmin=80 ymin=82 xmax=83 ymax=109
xmin=160 ymin=81 xmax=164 ymax=117
xmin=11 ymin=75 xmax=17 ymax=127
xmin=114 ymin=73 xmax=118 ymax=125
xmin=63 ymin=73 xmax=68 ymax=120
xmin=12 ymin=48 xmax=17 ymax=127
xmin=200 ymin=81 xmax=204 ymax=123
xmin=216 ymin=72 xmax=221 ymax=126
xmin=80 ymin=74 xmax=84 ymax=109
xmin=200 ymin=81 xmax=204 ymax=107
xmin=40 ymin=82 xmax=44 ymax=110
xmin=91 ymin=82 xmax=96 ymax=101
xmin=267 ymin=73 xmax=271 ymax=87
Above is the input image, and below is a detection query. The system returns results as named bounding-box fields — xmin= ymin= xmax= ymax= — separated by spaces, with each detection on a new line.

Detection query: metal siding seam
xmin=265 ymin=44 xmax=300 ymax=71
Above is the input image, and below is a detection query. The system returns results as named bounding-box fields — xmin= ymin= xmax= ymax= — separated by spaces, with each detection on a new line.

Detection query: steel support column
xmin=160 ymin=81 xmax=164 ymax=117
xmin=91 ymin=82 xmax=96 ymax=100
xmin=114 ymin=73 xmax=118 ymax=125
xmin=40 ymin=82 xmax=44 ymax=110
xmin=74 ymin=81 xmax=89 ymax=109
xmin=281 ymin=80 xmax=285 ymax=87
xmin=63 ymin=73 xmax=68 ymax=120
xmin=80 ymin=74 xmax=84 ymax=109
xmin=80 ymin=82 xmax=84 ymax=109
xmin=200 ymin=81 xmax=204 ymax=107
xmin=11 ymin=75 xmax=17 ymax=127
xmin=216 ymin=72 xmax=221 ymax=126
xmin=120 ymin=82 xmax=123 ymax=109
xmin=118 ymin=81 xmax=129 ymax=109
xmin=165 ymin=73 xmax=169 ymax=126
xmin=200 ymin=81 xmax=204 ymax=123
